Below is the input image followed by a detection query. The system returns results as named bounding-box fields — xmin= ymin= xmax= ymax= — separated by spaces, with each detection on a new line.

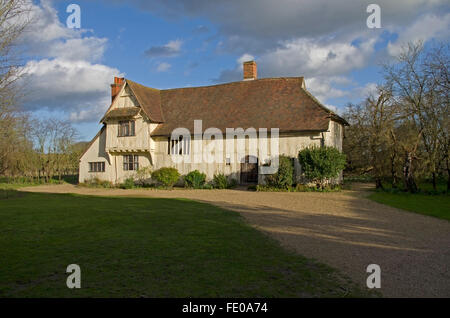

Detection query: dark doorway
xmin=240 ymin=155 xmax=258 ymax=184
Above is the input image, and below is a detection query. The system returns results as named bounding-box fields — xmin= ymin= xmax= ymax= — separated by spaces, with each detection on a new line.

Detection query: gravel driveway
xmin=20 ymin=184 xmax=450 ymax=297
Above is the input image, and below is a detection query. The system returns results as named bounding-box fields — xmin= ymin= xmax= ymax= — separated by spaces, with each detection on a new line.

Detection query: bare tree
xmin=0 ymin=0 xmax=32 ymax=178
xmin=343 ymin=86 xmax=397 ymax=189
xmin=383 ymin=42 xmax=445 ymax=192
xmin=424 ymin=44 xmax=450 ymax=191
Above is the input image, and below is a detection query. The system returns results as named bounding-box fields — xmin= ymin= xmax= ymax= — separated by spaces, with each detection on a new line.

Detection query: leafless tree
xmin=383 ymin=41 xmax=446 ymax=192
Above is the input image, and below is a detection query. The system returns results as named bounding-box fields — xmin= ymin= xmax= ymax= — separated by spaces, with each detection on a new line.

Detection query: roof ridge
xmin=160 ymin=77 xmax=305 ymax=91
xmin=125 ymin=79 xmax=164 ymax=122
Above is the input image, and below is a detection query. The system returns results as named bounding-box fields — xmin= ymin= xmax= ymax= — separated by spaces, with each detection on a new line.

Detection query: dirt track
xmin=21 ymin=184 xmax=450 ymax=297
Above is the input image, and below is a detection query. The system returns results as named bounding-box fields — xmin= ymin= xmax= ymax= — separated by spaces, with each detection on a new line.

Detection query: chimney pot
xmin=111 ymin=77 xmax=125 ymax=102
xmin=243 ymin=61 xmax=257 ymax=80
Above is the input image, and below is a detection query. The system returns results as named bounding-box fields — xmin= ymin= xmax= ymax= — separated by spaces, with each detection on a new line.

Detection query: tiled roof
xmin=127 ymin=80 xmax=164 ymax=122
xmin=103 ymin=77 xmax=348 ymax=136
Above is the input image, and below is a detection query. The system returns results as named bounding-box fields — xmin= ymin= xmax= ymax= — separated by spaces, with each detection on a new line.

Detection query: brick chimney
xmin=111 ymin=77 xmax=124 ymax=102
xmin=243 ymin=61 xmax=257 ymax=80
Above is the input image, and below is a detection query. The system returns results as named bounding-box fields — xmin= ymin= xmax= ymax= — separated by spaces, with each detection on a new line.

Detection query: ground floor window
xmin=123 ymin=155 xmax=139 ymax=171
xmin=89 ymin=162 xmax=105 ymax=172
xmin=168 ymin=135 xmax=190 ymax=155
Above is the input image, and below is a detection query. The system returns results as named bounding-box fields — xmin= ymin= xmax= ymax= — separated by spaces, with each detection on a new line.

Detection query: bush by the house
xmin=266 ymin=155 xmax=294 ymax=189
xmin=184 ymin=170 xmax=206 ymax=189
xmin=213 ymin=173 xmax=228 ymax=189
xmin=79 ymin=177 xmax=114 ymax=188
xmin=256 ymin=183 xmax=342 ymax=192
xmin=228 ymin=178 xmax=238 ymax=189
xmin=151 ymin=167 xmax=180 ymax=188
xmin=212 ymin=173 xmax=238 ymax=189
xmin=298 ymin=146 xmax=346 ymax=188
xmin=119 ymin=177 xmax=135 ymax=189
xmin=134 ymin=166 xmax=152 ymax=186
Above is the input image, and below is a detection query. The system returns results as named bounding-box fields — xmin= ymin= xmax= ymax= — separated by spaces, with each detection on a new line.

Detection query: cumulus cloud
xmin=145 ymin=39 xmax=183 ymax=58
xmin=156 ymin=62 xmax=172 ymax=72
xmin=118 ymin=0 xmax=449 ymax=111
xmin=306 ymin=77 xmax=350 ymax=102
xmin=387 ymin=13 xmax=450 ymax=56
xmin=21 ymin=59 xmax=121 ymax=121
xmin=215 ymin=36 xmax=376 ymax=82
xmin=17 ymin=0 xmax=122 ymax=123
xmin=117 ymin=0 xmax=449 ymax=52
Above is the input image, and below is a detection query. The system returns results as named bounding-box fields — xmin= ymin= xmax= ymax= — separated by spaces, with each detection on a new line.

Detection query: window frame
xmin=168 ymin=135 xmax=190 ymax=155
xmin=118 ymin=120 xmax=136 ymax=137
xmin=88 ymin=162 xmax=105 ymax=172
xmin=123 ymin=155 xmax=139 ymax=171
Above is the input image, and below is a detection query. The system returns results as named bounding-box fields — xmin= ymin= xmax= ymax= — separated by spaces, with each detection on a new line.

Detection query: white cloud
xmin=387 ymin=13 xmax=450 ymax=56
xmin=156 ymin=62 xmax=172 ymax=72
xmin=237 ymin=53 xmax=255 ymax=65
xmin=145 ymin=39 xmax=183 ymax=57
xmin=306 ymin=77 xmax=350 ymax=102
xmin=122 ymin=0 xmax=449 ymax=53
xmin=22 ymin=59 xmax=121 ymax=119
xmin=215 ymin=35 xmax=377 ymax=86
xmin=355 ymin=82 xmax=378 ymax=99
xmin=17 ymin=0 xmax=122 ymax=123
xmin=258 ymin=36 xmax=376 ymax=78
xmin=46 ymin=37 xmax=108 ymax=62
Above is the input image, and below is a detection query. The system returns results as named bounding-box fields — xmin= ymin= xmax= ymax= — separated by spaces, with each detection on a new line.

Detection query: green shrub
xmin=184 ymin=170 xmax=207 ymax=189
xmin=120 ymin=177 xmax=135 ymax=189
xmin=212 ymin=174 xmax=238 ymax=189
xmin=266 ymin=155 xmax=294 ymax=189
xmin=256 ymin=185 xmax=290 ymax=192
xmin=134 ymin=166 xmax=152 ymax=186
xmin=151 ymin=167 xmax=180 ymax=188
xmin=298 ymin=146 xmax=346 ymax=188
xmin=202 ymin=183 xmax=213 ymax=190
xmin=256 ymin=184 xmax=342 ymax=192
xmin=228 ymin=178 xmax=238 ymax=189
xmin=213 ymin=173 xmax=228 ymax=189
xmin=80 ymin=177 xmax=114 ymax=188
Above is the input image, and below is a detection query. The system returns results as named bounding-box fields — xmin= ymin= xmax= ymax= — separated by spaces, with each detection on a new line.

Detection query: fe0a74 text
xmin=182 ymin=302 xmax=268 ymax=315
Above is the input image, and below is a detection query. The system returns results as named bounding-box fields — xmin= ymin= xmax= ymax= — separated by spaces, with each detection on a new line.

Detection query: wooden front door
xmin=240 ymin=155 xmax=258 ymax=184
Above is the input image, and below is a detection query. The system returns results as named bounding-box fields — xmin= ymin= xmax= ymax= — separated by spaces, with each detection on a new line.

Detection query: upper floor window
xmin=168 ymin=135 xmax=190 ymax=155
xmin=123 ymin=155 xmax=139 ymax=171
xmin=89 ymin=162 xmax=105 ymax=172
xmin=118 ymin=120 xmax=135 ymax=137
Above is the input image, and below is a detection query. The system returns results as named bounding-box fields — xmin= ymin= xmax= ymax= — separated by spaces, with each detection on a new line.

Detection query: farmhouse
xmin=79 ymin=61 xmax=348 ymax=185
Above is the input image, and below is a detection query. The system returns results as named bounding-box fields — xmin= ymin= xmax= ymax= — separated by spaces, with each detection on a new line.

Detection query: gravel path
xmin=20 ymin=184 xmax=450 ymax=297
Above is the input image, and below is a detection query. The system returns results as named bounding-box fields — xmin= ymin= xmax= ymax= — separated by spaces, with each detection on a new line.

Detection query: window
xmin=89 ymin=162 xmax=105 ymax=172
xmin=226 ymin=157 xmax=231 ymax=166
xmin=168 ymin=135 xmax=190 ymax=155
xmin=118 ymin=121 xmax=135 ymax=137
xmin=123 ymin=155 xmax=139 ymax=171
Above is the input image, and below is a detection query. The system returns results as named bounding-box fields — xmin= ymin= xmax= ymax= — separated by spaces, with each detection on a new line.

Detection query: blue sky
xmin=20 ymin=0 xmax=450 ymax=140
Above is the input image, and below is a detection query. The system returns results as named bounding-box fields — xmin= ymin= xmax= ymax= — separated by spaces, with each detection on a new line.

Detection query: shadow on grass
xmin=0 ymin=191 xmax=372 ymax=298
xmin=0 ymin=189 xmax=25 ymax=200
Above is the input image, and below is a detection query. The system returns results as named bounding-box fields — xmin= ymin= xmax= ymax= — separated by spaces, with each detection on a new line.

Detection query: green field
xmin=368 ymin=191 xmax=450 ymax=221
xmin=0 ymin=189 xmax=367 ymax=297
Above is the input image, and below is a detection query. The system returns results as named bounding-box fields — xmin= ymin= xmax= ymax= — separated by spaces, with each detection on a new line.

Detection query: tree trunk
xmin=375 ymin=178 xmax=384 ymax=190
xmin=447 ymin=158 xmax=450 ymax=193
xmin=431 ymin=172 xmax=437 ymax=192
xmin=390 ymin=154 xmax=397 ymax=188
xmin=403 ymin=151 xmax=418 ymax=193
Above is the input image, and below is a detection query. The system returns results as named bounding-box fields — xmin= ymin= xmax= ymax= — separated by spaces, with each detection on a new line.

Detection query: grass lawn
xmin=368 ymin=192 xmax=450 ymax=221
xmin=0 ymin=189 xmax=368 ymax=298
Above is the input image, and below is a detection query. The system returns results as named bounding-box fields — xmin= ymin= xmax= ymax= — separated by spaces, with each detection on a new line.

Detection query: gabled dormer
xmin=101 ymin=77 xmax=163 ymax=154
